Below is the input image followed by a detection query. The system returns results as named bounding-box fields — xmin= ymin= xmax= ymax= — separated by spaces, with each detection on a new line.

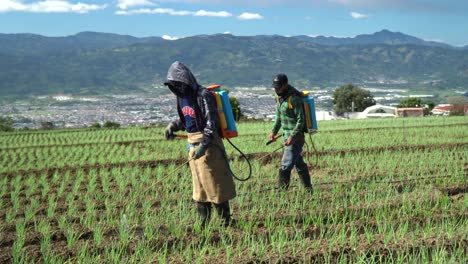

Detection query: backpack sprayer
xmin=301 ymin=91 xmax=320 ymax=166
xmin=208 ymin=84 xmax=252 ymax=181
xmin=207 ymin=84 xmax=238 ymax=139
xmin=302 ymin=91 xmax=318 ymax=134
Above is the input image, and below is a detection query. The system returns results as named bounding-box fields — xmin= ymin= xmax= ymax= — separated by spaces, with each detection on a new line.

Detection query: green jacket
xmin=272 ymin=86 xmax=305 ymax=141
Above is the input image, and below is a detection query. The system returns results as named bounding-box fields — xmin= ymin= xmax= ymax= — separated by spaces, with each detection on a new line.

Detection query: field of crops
xmin=0 ymin=116 xmax=467 ymax=263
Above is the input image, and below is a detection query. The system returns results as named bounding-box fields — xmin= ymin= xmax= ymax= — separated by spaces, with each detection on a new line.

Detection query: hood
xmin=165 ymin=61 xmax=200 ymax=93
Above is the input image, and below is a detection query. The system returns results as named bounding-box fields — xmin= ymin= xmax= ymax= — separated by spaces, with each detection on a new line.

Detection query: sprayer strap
xmin=189 ymin=142 xmax=201 ymax=147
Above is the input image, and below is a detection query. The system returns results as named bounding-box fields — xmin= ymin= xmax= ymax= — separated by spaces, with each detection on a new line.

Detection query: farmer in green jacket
xmin=269 ymin=73 xmax=312 ymax=191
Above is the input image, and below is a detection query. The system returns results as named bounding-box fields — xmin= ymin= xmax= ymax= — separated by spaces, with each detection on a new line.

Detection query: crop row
xmin=1 ymin=124 xmax=466 ymax=173
xmin=3 ymin=121 xmax=465 ymax=152
xmin=1 ymin=116 xmax=466 ymax=148
xmin=0 ymin=183 xmax=465 ymax=263
xmin=0 ymin=141 xmax=465 ymax=183
xmin=1 ymin=150 xmax=465 ymax=232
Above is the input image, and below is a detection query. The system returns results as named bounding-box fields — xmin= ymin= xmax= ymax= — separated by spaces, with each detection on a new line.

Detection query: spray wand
xmin=266 ymin=135 xmax=282 ymax=145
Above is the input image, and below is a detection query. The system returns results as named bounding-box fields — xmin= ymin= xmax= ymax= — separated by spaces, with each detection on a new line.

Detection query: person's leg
xmin=296 ymin=162 xmax=312 ymax=192
xmin=279 ymin=144 xmax=294 ymax=189
xmin=196 ymin=202 xmax=212 ymax=227
xmin=213 ymin=201 xmax=235 ymax=227
xmin=292 ymin=137 xmax=313 ymax=192
xmin=281 ymin=136 xmax=310 ymax=190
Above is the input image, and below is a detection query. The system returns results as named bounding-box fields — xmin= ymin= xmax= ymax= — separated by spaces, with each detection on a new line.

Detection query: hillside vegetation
xmin=0 ymin=31 xmax=467 ymax=97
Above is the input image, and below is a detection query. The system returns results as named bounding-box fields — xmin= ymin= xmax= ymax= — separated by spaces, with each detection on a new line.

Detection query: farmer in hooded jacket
xmin=164 ymin=61 xmax=236 ymax=227
xmin=269 ymin=73 xmax=313 ymax=192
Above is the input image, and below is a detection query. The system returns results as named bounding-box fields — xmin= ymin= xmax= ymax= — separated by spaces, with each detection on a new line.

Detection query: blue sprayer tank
xmin=207 ymin=84 xmax=238 ymax=138
xmin=302 ymin=91 xmax=318 ymax=133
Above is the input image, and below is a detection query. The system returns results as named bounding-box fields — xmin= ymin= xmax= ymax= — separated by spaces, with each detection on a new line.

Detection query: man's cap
xmin=272 ymin=73 xmax=288 ymax=89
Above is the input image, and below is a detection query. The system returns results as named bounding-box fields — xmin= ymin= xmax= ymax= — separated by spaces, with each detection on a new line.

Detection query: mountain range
xmin=0 ymin=30 xmax=467 ymax=97
xmin=295 ymin=30 xmax=454 ymax=48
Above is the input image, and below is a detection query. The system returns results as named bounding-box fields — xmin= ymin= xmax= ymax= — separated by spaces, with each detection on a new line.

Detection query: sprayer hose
xmin=217 ymin=138 xmax=252 ymax=182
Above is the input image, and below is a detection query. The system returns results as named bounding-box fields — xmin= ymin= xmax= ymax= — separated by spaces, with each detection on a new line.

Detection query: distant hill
xmin=293 ymin=30 xmax=452 ymax=48
xmin=0 ymin=31 xmax=163 ymax=56
xmin=0 ymin=30 xmax=467 ymax=97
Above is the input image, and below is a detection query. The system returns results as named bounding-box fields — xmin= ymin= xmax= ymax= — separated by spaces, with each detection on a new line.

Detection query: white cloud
xmin=350 ymin=11 xmax=368 ymax=19
xmin=152 ymin=7 xmax=191 ymax=15
xmin=237 ymin=12 xmax=263 ymax=20
xmin=115 ymin=8 xmax=148 ymax=15
xmin=111 ymin=2 xmax=258 ymax=19
xmin=194 ymin=9 xmax=231 ymax=17
xmin=116 ymin=7 xmax=232 ymax=17
xmin=117 ymin=0 xmax=156 ymax=10
xmin=116 ymin=7 xmax=191 ymax=15
xmin=0 ymin=0 xmax=25 ymax=12
xmin=223 ymin=31 xmax=231 ymax=34
xmin=162 ymin=34 xmax=179 ymax=40
xmin=0 ymin=0 xmax=106 ymax=13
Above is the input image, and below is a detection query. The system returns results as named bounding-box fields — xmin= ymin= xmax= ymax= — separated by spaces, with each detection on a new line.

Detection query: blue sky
xmin=1 ymin=0 xmax=467 ymax=46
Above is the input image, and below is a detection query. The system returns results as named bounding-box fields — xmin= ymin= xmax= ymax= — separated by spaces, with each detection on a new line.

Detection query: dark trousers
xmin=279 ymin=136 xmax=312 ymax=189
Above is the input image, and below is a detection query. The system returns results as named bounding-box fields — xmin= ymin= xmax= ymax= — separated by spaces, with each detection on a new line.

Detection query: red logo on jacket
xmin=182 ymin=106 xmax=196 ymax=118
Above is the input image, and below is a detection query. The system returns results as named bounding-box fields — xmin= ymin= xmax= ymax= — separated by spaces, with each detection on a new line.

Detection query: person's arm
xmin=174 ymin=101 xmax=186 ymax=131
xmin=200 ymin=90 xmax=218 ymax=146
xmin=290 ymin=96 xmax=305 ymax=140
xmin=165 ymin=100 xmax=185 ymax=140
xmin=272 ymin=100 xmax=281 ymax=135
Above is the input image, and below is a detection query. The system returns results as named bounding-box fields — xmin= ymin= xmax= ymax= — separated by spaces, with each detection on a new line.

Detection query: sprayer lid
xmin=207 ymin=84 xmax=222 ymax=91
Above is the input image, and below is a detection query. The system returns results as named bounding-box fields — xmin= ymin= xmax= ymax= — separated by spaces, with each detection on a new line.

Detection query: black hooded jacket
xmin=166 ymin=61 xmax=220 ymax=146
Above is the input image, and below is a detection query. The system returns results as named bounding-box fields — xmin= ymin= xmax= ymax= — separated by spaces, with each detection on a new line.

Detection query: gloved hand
xmin=192 ymin=144 xmax=208 ymax=160
xmin=269 ymin=132 xmax=275 ymax=141
xmin=164 ymin=121 xmax=179 ymax=140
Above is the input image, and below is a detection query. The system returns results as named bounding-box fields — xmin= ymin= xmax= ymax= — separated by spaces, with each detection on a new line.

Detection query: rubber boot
xmin=214 ymin=201 xmax=236 ymax=227
xmin=196 ymin=202 xmax=212 ymax=228
xmin=278 ymin=168 xmax=291 ymax=190
xmin=297 ymin=168 xmax=313 ymax=194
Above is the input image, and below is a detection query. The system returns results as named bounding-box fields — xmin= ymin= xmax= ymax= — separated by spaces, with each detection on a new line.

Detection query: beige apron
xmin=187 ymin=132 xmax=236 ymax=203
